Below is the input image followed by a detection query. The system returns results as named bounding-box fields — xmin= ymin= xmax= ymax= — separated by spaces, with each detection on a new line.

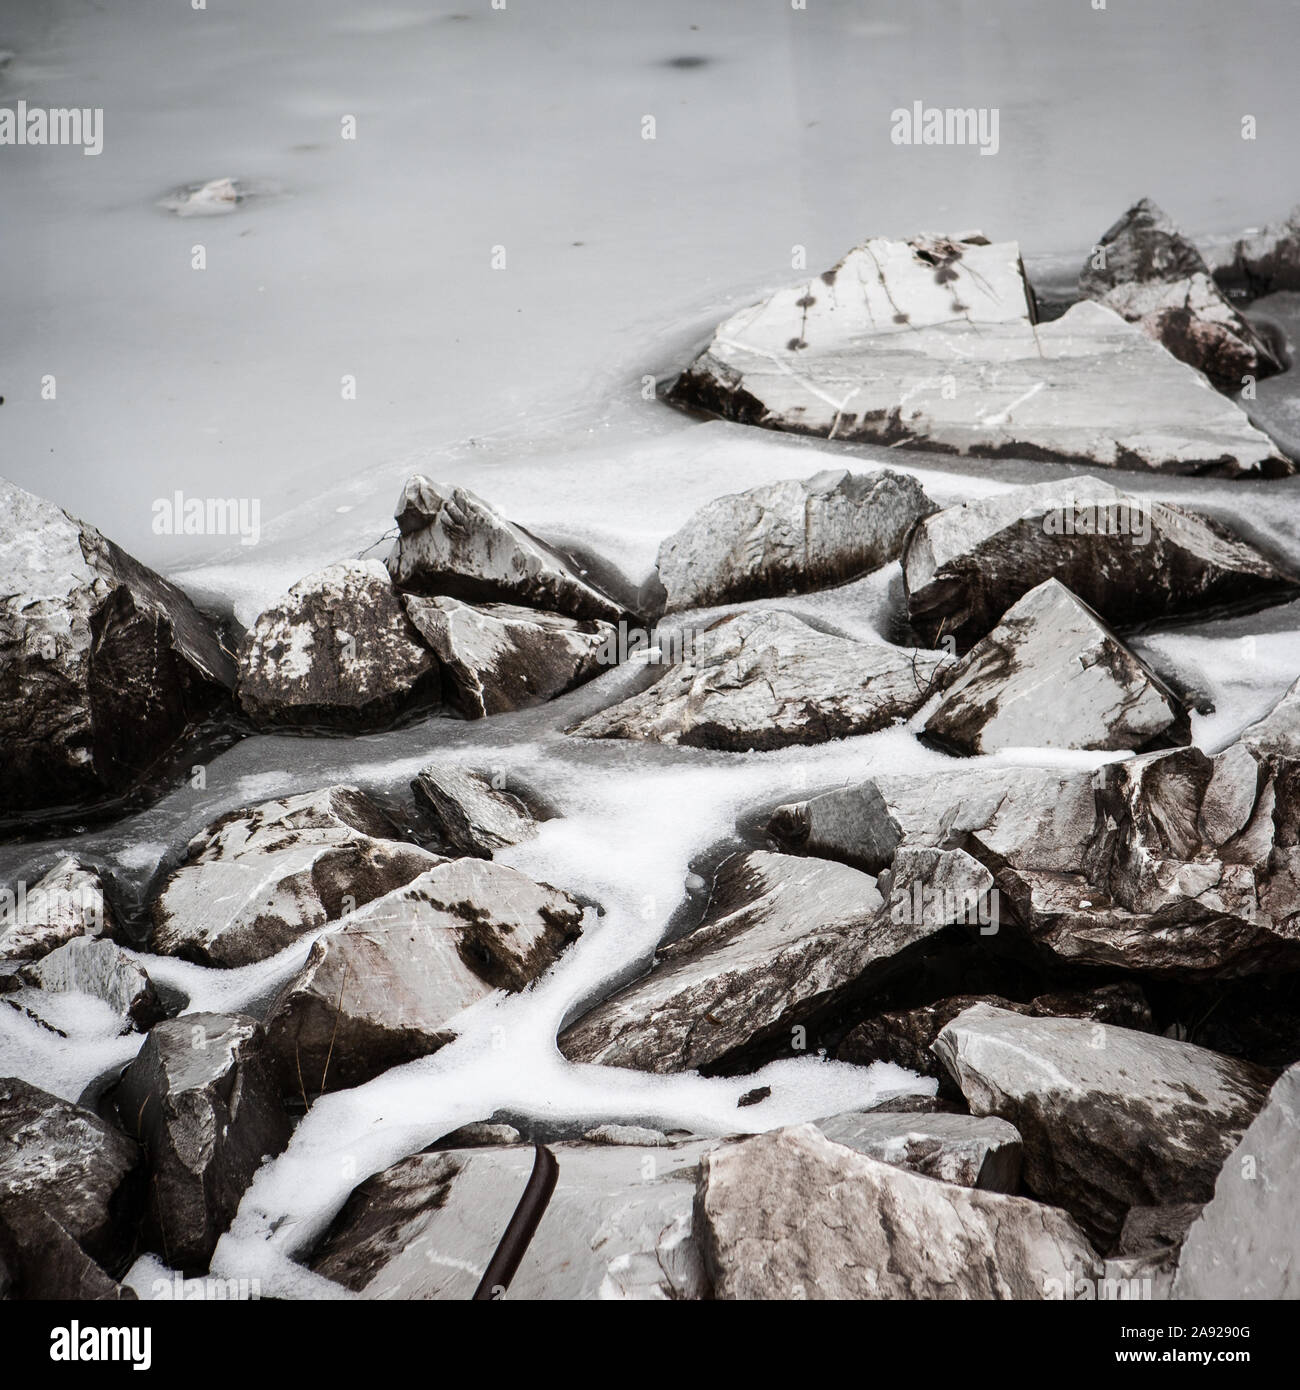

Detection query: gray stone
xmin=656 ymin=468 xmax=935 ymax=613
xmin=568 ymin=609 xmax=950 ymax=751
xmin=933 ymin=1004 xmax=1272 ymax=1243
xmin=237 ymin=560 xmax=439 ymax=729
xmin=813 ymin=1110 xmax=1023 ymax=1191
xmin=694 ymin=1124 xmax=1099 ymax=1300
xmin=0 ymin=478 xmax=235 ymax=815
xmin=923 ymin=578 xmax=1189 ymax=754
xmin=0 ymin=857 xmax=115 ymax=963
xmin=1240 ymin=674 xmax=1300 ymax=756
xmin=767 ymin=781 xmax=902 ymax=874
xmin=151 ymin=785 xmax=443 ymax=968
xmin=19 ymin=937 xmax=162 ymax=1033
xmin=1116 ymin=1202 xmax=1203 ymax=1257
xmin=670 ymin=235 xmax=1287 ymax=477
xmin=1222 ymin=206 xmax=1300 ymax=295
xmin=410 ymin=764 xmax=544 ymax=858
xmin=403 ymin=595 xmax=611 ymax=718
xmin=115 ymin=1013 xmax=291 ymax=1271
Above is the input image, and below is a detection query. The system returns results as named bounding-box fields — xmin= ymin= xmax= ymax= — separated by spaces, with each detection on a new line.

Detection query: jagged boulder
xmin=933 ymin=1004 xmax=1272 ymax=1243
xmin=0 ymin=478 xmax=236 ymax=816
xmin=151 ymin=785 xmax=443 ymax=967
xmin=694 ymin=1124 xmax=1099 ymax=1299
xmin=814 ymin=1110 xmax=1023 ymax=1191
xmin=403 ymin=595 xmax=611 ymax=717
xmin=237 ymin=560 xmax=440 ymax=729
xmin=669 ymin=235 xmax=1287 ymax=477
xmin=1240 ymin=674 xmax=1300 ymax=756
xmin=17 ymin=937 xmax=162 ymax=1034
xmin=656 ymin=468 xmax=934 ymax=613
xmin=1220 ymin=206 xmax=1300 ymax=295
xmin=410 ymin=765 xmax=545 ymax=858
xmin=386 ymin=477 xmax=624 ymax=622
xmin=902 ymin=475 xmax=1294 ymax=651
xmin=264 ymin=859 xmax=585 ymax=1096
xmin=922 ymin=578 xmax=1189 ymax=753
xmin=115 ymin=1013 xmax=291 ymax=1272
xmin=1079 ymin=199 xmax=1283 ymax=391
xmin=0 ymin=857 xmax=115 ymax=963
xmin=568 ymin=609 xmax=950 ymax=751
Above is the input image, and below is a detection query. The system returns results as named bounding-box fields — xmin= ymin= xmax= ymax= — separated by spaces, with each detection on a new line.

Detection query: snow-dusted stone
xmin=151 ymin=785 xmax=443 ymax=968
xmin=923 ymin=578 xmax=1189 ymax=754
xmin=1173 ymin=1060 xmax=1300 ymax=1299
xmin=1240 ymin=674 xmax=1300 ymax=756
xmin=386 ymin=477 xmax=624 ymax=622
xmin=656 ymin=468 xmax=935 ymax=613
xmin=0 ymin=857 xmax=115 ymax=963
xmin=836 ymin=983 xmax=1154 ymax=1086
xmin=670 ymin=235 xmax=1288 ymax=478
xmin=902 ymin=475 xmax=1295 ymax=650
xmin=264 ymin=859 xmax=584 ymax=1095
xmin=115 ymin=1013 xmax=290 ymax=1272
xmin=933 ymin=1004 xmax=1272 ymax=1242
xmin=411 ymin=764 xmax=545 ymax=858
xmin=694 ymin=1124 xmax=1099 ymax=1300
xmin=1079 ymin=199 xmax=1283 ymax=391
xmin=237 ymin=560 xmax=439 ymax=730
xmin=403 ymin=594 xmax=611 ymax=718
xmin=813 ymin=1110 xmax=1023 ymax=1191
xmin=568 ymin=609 xmax=950 ymax=751
xmin=767 ymin=780 xmax=902 ymax=874
xmin=311 ymin=1136 xmax=716 ymax=1300
xmin=1221 ymin=207 xmax=1300 ymax=295
xmin=0 ymin=1077 xmax=141 ymax=1298
xmin=0 ymin=478 xmax=236 ymax=816
xmin=18 ymin=937 xmax=163 ymax=1034
xmin=559 ymin=850 xmax=942 ymax=1074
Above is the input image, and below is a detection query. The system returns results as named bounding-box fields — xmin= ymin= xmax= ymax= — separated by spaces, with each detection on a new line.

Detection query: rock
xmin=922 ymin=578 xmax=1189 ymax=754
xmin=1221 ymin=207 xmax=1300 ymax=296
xmin=237 ymin=560 xmax=439 ymax=730
xmin=403 ymin=595 xmax=611 ymax=718
xmin=264 ymin=859 xmax=584 ymax=1096
xmin=670 ymin=235 xmax=1287 ymax=478
xmin=568 ymin=609 xmax=950 ymax=751
xmin=115 ymin=1013 xmax=291 ymax=1272
xmin=0 ymin=1077 xmax=140 ymax=1297
xmin=813 ymin=1110 xmax=1023 ymax=1191
xmin=0 ymin=478 xmax=236 ymax=816
xmin=151 ymin=785 xmax=443 ymax=968
xmin=432 ymin=1122 xmax=523 ymax=1149
xmin=18 ymin=937 xmax=163 ymax=1033
xmin=694 ymin=1124 xmax=1099 ymax=1299
xmin=836 ymin=983 xmax=1154 ymax=1086
xmin=1240 ymin=674 xmax=1300 ymax=756
xmin=311 ymin=1137 xmax=716 ymax=1299
xmin=581 ymin=1124 xmax=669 ymax=1146
xmin=559 ymin=849 xmax=944 ymax=1074
xmin=1079 ymin=199 xmax=1283 ymax=391
xmin=411 ymin=764 xmax=545 ymax=858
xmin=902 ymin=475 xmax=1295 ymax=651
xmin=386 ymin=477 xmax=623 ymax=622
xmin=1173 ymin=1060 xmax=1300 ymax=1298
xmin=656 ymin=468 xmax=935 ymax=613
xmin=0 ymin=857 xmax=115 ymax=963
xmin=768 ymin=780 xmax=903 ymax=874
xmin=1116 ymin=1202 xmax=1202 ymax=1257
xmin=933 ymin=1004 xmax=1272 ymax=1243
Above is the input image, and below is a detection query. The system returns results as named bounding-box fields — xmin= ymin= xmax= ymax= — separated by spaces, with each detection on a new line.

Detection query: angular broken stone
xmin=311 ymin=1136 xmax=715 ymax=1299
xmin=1116 ymin=1202 xmax=1202 ymax=1259
xmin=656 ymin=467 xmax=935 ymax=613
xmin=0 ymin=478 xmax=236 ymax=816
xmin=1240 ymin=674 xmax=1300 ymax=757
xmin=767 ymin=780 xmax=902 ymax=874
xmin=568 ymin=609 xmax=950 ymax=751
xmin=115 ymin=1013 xmax=291 ymax=1272
xmin=19 ymin=937 xmax=163 ymax=1034
xmin=237 ymin=559 xmax=440 ymax=730
xmin=814 ymin=1110 xmax=1023 ymax=1191
xmin=1172 ymin=1060 xmax=1300 ymax=1299
xmin=264 ymin=859 xmax=585 ymax=1095
xmin=559 ymin=850 xmax=940 ymax=1074
xmin=1221 ymin=206 xmax=1300 ymax=296
xmin=922 ymin=578 xmax=1190 ymax=754
xmin=0 ymin=857 xmax=115 ymax=963
xmin=151 ymin=785 xmax=443 ymax=968
xmin=670 ymin=235 xmax=1287 ymax=478
xmin=386 ymin=477 xmax=624 ymax=622
xmin=1079 ymin=199 xmax=1283 ymax=391
xmin=695 ymin=1124 xmax=1099 ymax=1299
xmin=902 ymin=475 xmax=1295 ymax=650
xmin=403 ymin=594 xmax=611 ymax=718
xmin=411 ymin=764 xmax=545 ymax=858
xmin=933 ymin=1004 xmax=1272 ymax=1242
xmin=0 ymin=1077 xmax=140 ymax=1297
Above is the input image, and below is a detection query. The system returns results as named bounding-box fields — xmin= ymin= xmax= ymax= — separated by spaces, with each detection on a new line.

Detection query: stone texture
xmin=18 ymin=937 xmax=163 ymax=1033
xmin=1240 ymin=674 xmax=1300 ymax=757
xmin=0 ymin=857 xmax=115 ymax=963
xmin=1221 ymin=206 xmax=1300 ymax=296
xmin=813 ymin=1109 xmax=1023 ymax=1191
xmin=410 ymin=764 xmax=545 ymax=858
xmin=767 ymin=780 xmax=902 ymax=874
